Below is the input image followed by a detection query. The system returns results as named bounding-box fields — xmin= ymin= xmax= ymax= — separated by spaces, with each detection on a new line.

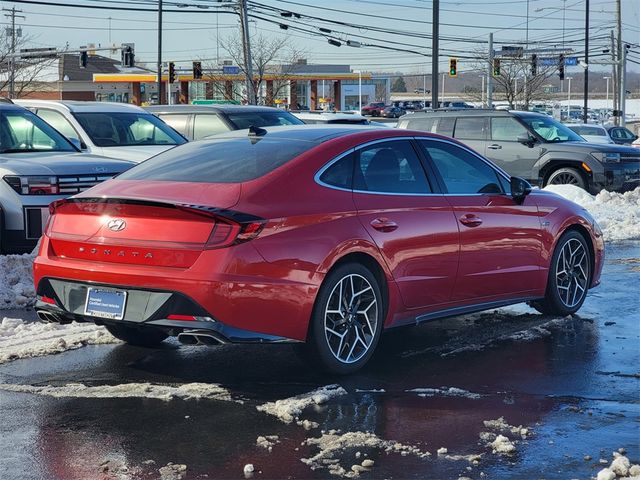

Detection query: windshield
xmin=0 ymin=110 xmax=76 ymax=153
xmin=520 ymin=115 xmax=584 ymax=142
xmin=73 ymin=112 xmax=186 ymax=147
xmin=570 ymin=126 xmax=606 ymax=136
xmin=225 ymin=111 xmax=303 ymax=130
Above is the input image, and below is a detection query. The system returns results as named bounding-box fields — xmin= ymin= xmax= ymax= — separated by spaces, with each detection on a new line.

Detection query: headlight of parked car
xmin=3 ymin=175 xmax=59 ymax=195
xmin=591 ymin=152 xmax=621 ymax=163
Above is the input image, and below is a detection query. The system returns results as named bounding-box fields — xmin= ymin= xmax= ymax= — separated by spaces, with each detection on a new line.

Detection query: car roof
xmin=292 ymin=111 xmax=366 ymax=121
xmin=144 ymin=104 xmax=288 ymax=114
xmin=405 ymin=109 xmax=549 ymax=119
xmin=15 ymin=99 xmax=147 ymax=113
xmin=0 ymin=102 xmax=31 ymax=112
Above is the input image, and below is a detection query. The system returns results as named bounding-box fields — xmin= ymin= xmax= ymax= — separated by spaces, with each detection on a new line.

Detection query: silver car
xmin=15 ymin=100 xmax=187 ymax=163
xmin=0 ymin=103 xmax=134 ymax=253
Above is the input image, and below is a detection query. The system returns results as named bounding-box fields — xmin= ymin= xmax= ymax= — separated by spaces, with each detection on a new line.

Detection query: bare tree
xmin=205 ymin=34 xmax=306 ymax=105
xmin=471 ymin=51 xmax=558 ymax=109
xmin=0 ymin=34 xmax=59 ymax=98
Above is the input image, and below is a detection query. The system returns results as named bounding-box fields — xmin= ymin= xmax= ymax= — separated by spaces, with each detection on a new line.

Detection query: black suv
xmin=398 ymin=109 xmax=640 ymax=193
xmin=145 ymin=105 xmax=303 ymax=140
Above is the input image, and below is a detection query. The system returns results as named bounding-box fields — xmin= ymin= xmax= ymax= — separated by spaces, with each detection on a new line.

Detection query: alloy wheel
xmin=555 ymin=238 xmax=589 ymax=308
xmin=550 ymin=172 xmax=580 ymax=185
xmin=323 ymin=274 xmax=378 ymax=364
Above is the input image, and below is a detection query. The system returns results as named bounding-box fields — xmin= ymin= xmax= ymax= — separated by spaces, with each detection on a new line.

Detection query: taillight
xmin=176 ymin=204 xmax=265 ymax=249
xmin=44 ymin=199 xmax=67 ymax=236
xmin=3 ymin=175 xmax=59 ymax=195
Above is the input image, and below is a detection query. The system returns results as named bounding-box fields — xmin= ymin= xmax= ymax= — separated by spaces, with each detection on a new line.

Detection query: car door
xmin=351 ymin=139 xmax=459 ymax=309
xmin=485 ymin=116 xmax=542 ymax=181
xmin=416 ymin=138 xmax=545 ymax=303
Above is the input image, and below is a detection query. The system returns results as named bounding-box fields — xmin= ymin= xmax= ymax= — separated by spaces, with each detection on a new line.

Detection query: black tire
xmin=546 ymin=167 xmax=586 ymax=190
xmin=530 ymin=230 xmax=591 ymax=316
xmin=303 ymin=262 xmax=384 ymax=375
xmin=105 ymin=323 xmax=168 ymax=347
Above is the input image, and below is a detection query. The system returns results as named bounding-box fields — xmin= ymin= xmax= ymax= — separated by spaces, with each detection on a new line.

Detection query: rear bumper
xmin=33 ymin=237 xmax=322 ymax=341
xmin=593 ymin=162 xmax=640 ymax=193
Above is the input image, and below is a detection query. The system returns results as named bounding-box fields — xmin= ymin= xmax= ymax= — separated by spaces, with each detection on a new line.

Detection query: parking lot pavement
xmin=0 ymin=242 xmax=638 ymax=480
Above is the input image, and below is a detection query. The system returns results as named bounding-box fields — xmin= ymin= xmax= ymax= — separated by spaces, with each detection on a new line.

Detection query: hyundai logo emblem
xmin=107 ymin=219 xmax=127 ymax=232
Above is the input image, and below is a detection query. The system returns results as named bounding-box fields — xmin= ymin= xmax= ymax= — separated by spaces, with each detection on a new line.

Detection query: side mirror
xmin=517 ymin=133 xmax=535 ymax=147
xmin=511 ymin=176 xmax=532 ymax=204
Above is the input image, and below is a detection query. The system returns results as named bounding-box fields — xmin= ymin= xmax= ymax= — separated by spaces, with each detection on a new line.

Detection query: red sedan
xmin=33 ymin=126 xmax=604 ymax=374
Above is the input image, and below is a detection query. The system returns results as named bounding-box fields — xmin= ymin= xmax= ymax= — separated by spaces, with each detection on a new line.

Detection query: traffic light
xmin=492 ymin=58 xmax=501 ymax=77
xmin=448 ymin=58 xmax=458 ymax=77
xmin=192 ymin=61 xmax=202 ymax=79
xmin=121 ymin=44 xmax=134 ymax=68
xmin=558 ymin=54 xmax=565 ymax=80
xmin=531 ymin=54 xmax=537 ymax=76
xmin=79 ymin=49 xmax=88 ymax=68
xmin=168 ymin=62 xmax=176 ymax=83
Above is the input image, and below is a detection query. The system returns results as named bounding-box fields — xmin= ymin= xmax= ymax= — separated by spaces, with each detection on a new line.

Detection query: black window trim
xmin=315 ymin=137 xmax=441 ymax=196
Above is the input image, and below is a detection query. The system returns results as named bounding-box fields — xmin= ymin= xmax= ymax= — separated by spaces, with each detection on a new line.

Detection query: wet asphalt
xmin=0 ymin=242 xmax=638 ymax=480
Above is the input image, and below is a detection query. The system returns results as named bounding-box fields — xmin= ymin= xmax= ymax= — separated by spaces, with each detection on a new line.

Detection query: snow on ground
xmin=478 ymin=417 xmax=532 ymax=456
xmin=542 ymin=185 xmax=640 ymax=241
xmin=301 ymin=430 xmax=429 ymax=478
xmin=407 ymin=387 xmax=482 ymax=399
xmin=0 ymin=253 xmax=36 ymax=309
xmin=596 ymin=452 xmax=640 ymax=480
xmin=0 ymin=316 xmax=118 ymax=364
xmin=256 ymin=384 xmax=347 ymax=424
xmin=0 ymin=381 xmax=237 ymax=402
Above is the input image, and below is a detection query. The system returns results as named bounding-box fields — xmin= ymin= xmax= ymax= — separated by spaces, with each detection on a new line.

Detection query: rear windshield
xmin=117 ymin=136 xmax=315 ymax=183
xmin=225 ymin=111 xmax=303 ymax=130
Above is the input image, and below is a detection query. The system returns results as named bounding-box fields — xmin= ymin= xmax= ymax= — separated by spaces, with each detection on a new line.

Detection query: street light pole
xmin=567 ymin=77 xmax=573 ymax=119
xmin=582 ymin=0 xmax=589 ymax=124
xmin=356 ymin=70 xmax=362 ymax=112
xmin=603 ymin=76 xmax=611 ymax=113
xmin=156 ymin=0 xmax=163 ymax=104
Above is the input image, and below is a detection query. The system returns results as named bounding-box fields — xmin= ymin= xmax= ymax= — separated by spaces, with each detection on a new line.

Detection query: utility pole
xmin=3 ymin=7 xmax=25 ymax=99
xmin=487 ymin=32 xmax=493 ymax=108
xmin=157 ymin=0 xmax=163 ymax=104
xmin=619 ymin=44 xmax=626 ymax=127
xmin=238 ymin=0 xmax=255 ymax=105
xmin=431 ymin=0 xmax=439 ymax=109
xmin=582 ymin=0 xmax=589 ymax=124
xmin=611 ymin=30 xmax=618 ymax=121
xmin=615 ymin=0 xmax=622 ymax=125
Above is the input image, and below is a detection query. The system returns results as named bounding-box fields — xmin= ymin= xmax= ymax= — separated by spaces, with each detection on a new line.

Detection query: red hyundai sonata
xmin=33 ymin=126 xmax=604 ymax=374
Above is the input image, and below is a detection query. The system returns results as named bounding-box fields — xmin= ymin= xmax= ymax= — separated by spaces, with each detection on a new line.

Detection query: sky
xmin=2 ymin=0 xmax=639 ymax=74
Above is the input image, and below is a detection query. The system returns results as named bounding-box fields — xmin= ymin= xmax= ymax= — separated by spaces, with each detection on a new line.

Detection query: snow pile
xmin=0 ymin=253 xmax=36 ymax=309
xmin=489 ymin=435 xmax=516 ymax=454
xmin=159 ymin=463 xmax=187 ymax=480
xmin=596 ymin=452 xmax=640 ymax=480
xmin=407 ymin=387 xmax=481 ymax=399
xmin=301 ymin=430 xmax=429 ymax=478
xmin=543 ymin=185 xmax=640 ymax=241
xmin=243 ymin=464 xmax=254 ymax=478
xmin=0 ymin=381 xmax=237 ymax=402
xmin=0 ymin=317 xmax=118 ymax=364
xmin=479 ymin=417 xmax=531 ymax=456
xmin=256 ymin=384 xmax=347 ymax=424
xmin=256 ymin=435 xmax=280 ymax=452
xmin=482 ymin=417 xmax=530 ymax=438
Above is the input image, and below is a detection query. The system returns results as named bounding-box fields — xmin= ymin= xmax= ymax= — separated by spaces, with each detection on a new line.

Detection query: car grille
xmin=57 ymin=174 xmax=116 ymax=194
xmin=621 ymin=154 xmax=640 ymax=164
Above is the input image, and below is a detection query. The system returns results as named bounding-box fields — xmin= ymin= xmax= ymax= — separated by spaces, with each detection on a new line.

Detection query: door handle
xmin=459 ymin=214 xmax=483 ymax=227
xmin=370 ymin=218 xmax=398 ymax=232
xmin=487 ymin=144 xmax=502 ymax=150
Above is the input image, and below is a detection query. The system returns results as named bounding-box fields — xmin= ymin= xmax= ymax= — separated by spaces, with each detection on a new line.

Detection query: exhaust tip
xmin=37 ymin=310 xmax=59 ymax=323
xmin=198 ymin=334 xmax=219 ymax=346
xmin=177 ymin=333 xmax=198 ymax=345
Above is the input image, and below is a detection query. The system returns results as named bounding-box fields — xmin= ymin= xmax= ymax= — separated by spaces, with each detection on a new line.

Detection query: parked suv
xmin=0 ymin=103 xmax=133 ymax=253
xmin=15 ymin=100 xmax=186 ymax=162
xmin=398 ymin=110 xmax=640 ymax=193
xmin=145 ymin=104 xmax=303 ymax=140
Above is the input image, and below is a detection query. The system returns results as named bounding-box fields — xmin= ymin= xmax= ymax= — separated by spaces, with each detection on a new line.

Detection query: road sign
xmin=540 ymin=56 xmax=578 ymax=67
xmin=564 ymin=57 xmax=578 ymax=66
xmin=222 ymin=65 xmax=240 ymax=74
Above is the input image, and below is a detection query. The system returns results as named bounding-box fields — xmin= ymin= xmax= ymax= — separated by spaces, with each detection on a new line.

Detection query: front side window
xmin=36 ymin=109 xmax=79 ymax=140
xmin=418 ymin=140 xmax=504 ymax=194
xmin=73 ymin=112 xmax=186 ymax=147
xmin=158 ymin=114 xmax=190 ymax=137
xmin=193 ymin=114 xmax=231 ymax=140
xmin=0 ymin=111 xmax=75 ymax=153
xmin=519 ymin=115 xmax=583 ymax=142
xmin=491 ymin=117 xmax=528 ymax=141
xmin=353 ymin=140 xmax=431 ymax=194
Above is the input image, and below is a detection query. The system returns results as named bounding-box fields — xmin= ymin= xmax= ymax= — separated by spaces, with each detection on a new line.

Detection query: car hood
xmin=97 ymin=145 xmax=176 ymax=163
xmin=0 ymin=152 xmax=135 ymax=176
xmin=544 ymin=141 xmax=639 ymax=155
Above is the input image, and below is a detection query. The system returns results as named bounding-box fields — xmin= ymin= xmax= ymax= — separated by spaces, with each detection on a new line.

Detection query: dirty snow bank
xmin=596 ymin=451 xmax=640 ymax=480
xmin=301 ymin=430 xmax=429 ymax=478
xmin=0 ymin=381 xmax=237 ymax=402
xmin=0 ymin=253 xmax=36 ymax=309
xmin=256 ymin=384 xmax=347 ymax=424
xmin=407 ymin=387 xmax=482 ymax=399
xmin=479 ymin=417 xmax=532 ymax=456
xmin=0 ymin=316 xmax=118 ymax=364
xmin=543 ymin=185 xmax=640 ymax=241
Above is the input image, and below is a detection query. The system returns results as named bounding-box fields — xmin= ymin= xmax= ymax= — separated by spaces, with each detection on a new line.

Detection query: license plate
xmin=84 ymin=288 xmax=127 ymax=320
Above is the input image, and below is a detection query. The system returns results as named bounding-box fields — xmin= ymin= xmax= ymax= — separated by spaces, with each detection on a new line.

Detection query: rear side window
xmin=353 ymin=140 xmax=431 ymax=194
xmin=117 ymin=137 xmax=315 ymax=183
xmin=226 ymin=111 xmax=303 ymax=129
xmin=454 ymin=117 xmax=487 ymax=140
xmin=435 ymin=117 xmax=455 ymax=136
xmin=404 ymin=117 xmax=437 ymax=132
xmin=193 ymin=114 xmax=230 ymax=139
xmin=158 ymin=114 xmax=190 ymax=137
xmin=319 ymin=152 xmax=353 ymax=189
xmin=418 ymin=140 xmax=503 ymax=194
